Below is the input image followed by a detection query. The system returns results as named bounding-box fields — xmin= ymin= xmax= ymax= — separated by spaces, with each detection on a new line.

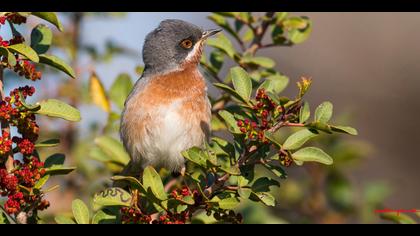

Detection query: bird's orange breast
xmin=121 ymin=65 xmax=211 ymax=171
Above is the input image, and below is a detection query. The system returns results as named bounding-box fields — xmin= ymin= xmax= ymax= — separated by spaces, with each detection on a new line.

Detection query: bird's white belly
xmin=135 ymin=100 xmax=207 ymax=172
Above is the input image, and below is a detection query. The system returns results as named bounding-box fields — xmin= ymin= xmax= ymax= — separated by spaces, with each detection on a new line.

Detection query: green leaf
xmin=182 ymin=147 xmax=207 ymax=167
xmin=209 ymin=50 xmax=224 ymax=73
xmin=258 ymin=74 xmax=289 ymax=94
xmin=283 ymin=129 xmax=317 ymax=150
xmin=30 ymin=24 xmax=52 ymax=54
xmin=206 ymin=34 xmax=237 ymax=59
xmin=93 ymin=187 xmax=132 ymax=208
xmin=54 ymin=215 xmax=76 ymax=224
xmin=330 ymin=125 xmax=358 ymax=135
xmin=283 ymin=17 xmax=308 ymax=29
xmin=242 ymin=28 xmax=254 ymax=42
xmin=287 ymin=17 xmax=312 ymax=44
xmin=275 ymin=12 xmax=289 ymax=23
xmin=299 ymin=101 xmax=310 ymax=123
xmin=292 ymin=147 xmax=333 ymax=165
xmin=208 ymin=14 xmax=240 ymax=43
xmin=238 ymin=186 xmax=252 ymax=199
xmin=92 ymin=210 xmax=116 ymax=224
xmin=262 ymin=163 xmax=287 ymax=178
xmin=72 ymin=199 xmax=90 ymax=224
xmin=109 ymin=73 xmax=133 ymax=110
xmin=380 ymin=212 xmax=417 ymax=224
xmin=0 ymin=47 xmax=17 ymax=66
xmin=94 ymin=136 xmax=130 ymax=165
xmin=218 ymin=197 xmax=240 ymax=210
xmin=39 ymin=54 xmax=76 ymax=78
xmin=111 ymin=175 xmax=146 ymax=193
xmin=143 ymin=166 xmax=167 ymax=201
xmin=0 ymin=212 xmax=6 ymax=224
xmin=44 ymin=153 xmax=65 ymax=168
xmin=31 ymin=12 xmax=64 ymax=31
xmin=306 ymin=121 xmax=333 ymax=134
xmin=35 ymin=139 xmax=60 ymax=148
xmin=218 ymin=110 xmax=241 ymax=134
xmin=213 ymin=83 xmax=249 ymax=105
xmin=231 ymin=67 xmax=252 ymax=102
xmin=219 ymin=165 xmax=241 ymax=175
xmin=44 ymin=166 xmax=76 ymax=175
xmin=251 ymin=192 xmax=276 ymax=206
xmin=35 ymin=99 xmax=81 ymax=122
xmin=34 ymin=175 xmax=50 ymax=189
xmin=7 ymin=43 xmax=39 ymax=62
xmin=251 ymin=177 xmax=280 ymax=192
xmin=242 ymin=56 xmax=275 ymax=68
xmin=263 ymin=131 xmax=282 ymax=148
xmin=314 ymin=101 xmax=333 ymax=124
xmin=180 ymin=196 xmax=195 ymax=205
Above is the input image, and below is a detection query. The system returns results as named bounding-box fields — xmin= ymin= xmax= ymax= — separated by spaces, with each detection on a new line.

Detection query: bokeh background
xmin=3 ymin=12 xmax=418 ymax=223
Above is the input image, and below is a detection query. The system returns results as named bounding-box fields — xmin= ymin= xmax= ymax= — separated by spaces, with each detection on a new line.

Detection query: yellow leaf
xmin=89 ymin=72 xmax=110 ymax=113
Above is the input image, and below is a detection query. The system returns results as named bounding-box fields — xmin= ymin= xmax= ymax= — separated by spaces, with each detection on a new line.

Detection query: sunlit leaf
xmin=299 ymin=101 xmax=310 ymax=123
xmin=331 ymin=125 xmax=358 ymax=135
xmin=230 ymin=66 xmax=252 ymax=102
xmin=93 ymin=187 xmax=132 ymax=208
xmin=54 ymin=215 xmax=75 ymax=224
xmin=109 ymin=73 xmax=133 ymax=110
xmin=143 ymin=166 xmax=167 ymax=201
xmin=39 ymin=54 xmax=75 ymax=78
xmin=283 ymin=129 xmax=317 ymax=150
xmin=35 ymin=99 xmax=81 ymax=122
xmin=314 ymin=101 xmax=333 ymax=124
xmin=31 ymin=12 xmax=64 ymax=31
xmin=89 ymin=72 xmax=110 ymax=112
xmin=292 ymin=147 xmax=333 ymax=165
xmin=72 ymin=199 xmax=90 ymax=224
xmin=0 ymin=47 xmax=16 ymax=66
xmin=7 ymin=43 xmax=39 ymax=62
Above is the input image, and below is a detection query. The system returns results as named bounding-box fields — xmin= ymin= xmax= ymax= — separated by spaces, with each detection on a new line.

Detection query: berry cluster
xmin=152 ymin=211 xmax=190 ymax=224
xmin=208 ymin=209 xmax=243 ymax=224
xmin=279 ymin=151 xmax=293 ymax=167
xmin=236 ymin=89 xmax=280 ymax=142
xmin=120 ymin=207 xmax=152 ymax=224
xmin=0 ymin=35 xmax=25 ymax=47
xmin=121 ymin=185 xmax=202 ymax=224
xmin=0 ymin=86 xmax=39 ymax=144
xmin=0 ymin=86 xmax=49 ymax=216
xmin=12 ymin=60 xmax=42 ymax=81
xmin=171 ymin=186 xmax=199 ymax=201
xmin=0 ymin=158 xmax=48 ymax=215
xmin=0 ymin=13 xmax=27 ymax=26
xmin=0 ymin=131 xmax=13 ymax=155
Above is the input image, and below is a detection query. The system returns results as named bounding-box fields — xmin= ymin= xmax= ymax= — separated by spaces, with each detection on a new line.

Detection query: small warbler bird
xmin=119 ymin=19 xmax=221 ymax=177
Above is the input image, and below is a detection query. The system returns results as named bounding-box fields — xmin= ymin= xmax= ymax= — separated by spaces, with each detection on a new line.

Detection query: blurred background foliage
xmin=6 ymin=12 xmax=417 ymax=224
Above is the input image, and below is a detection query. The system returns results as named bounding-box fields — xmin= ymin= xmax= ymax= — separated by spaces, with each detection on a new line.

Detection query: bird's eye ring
xmin=180 ymin=39 xmax=193 ymax=49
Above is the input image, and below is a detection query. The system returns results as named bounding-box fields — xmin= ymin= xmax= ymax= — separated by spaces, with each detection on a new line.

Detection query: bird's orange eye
xmin=180 ymin=39 xmax=193 ymax=49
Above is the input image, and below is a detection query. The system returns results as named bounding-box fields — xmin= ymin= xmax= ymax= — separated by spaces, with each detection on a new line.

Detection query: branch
xmin=246 ymin=12 xmax=275 ymax=56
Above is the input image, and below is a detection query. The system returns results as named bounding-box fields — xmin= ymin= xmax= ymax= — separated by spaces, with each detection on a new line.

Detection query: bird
xmin=119 ymin=19 xmax=221 ymax=178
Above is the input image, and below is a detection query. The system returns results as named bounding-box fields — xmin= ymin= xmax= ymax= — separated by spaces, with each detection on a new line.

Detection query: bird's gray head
xmin=142 ymin=19 xmax=221 ymax=76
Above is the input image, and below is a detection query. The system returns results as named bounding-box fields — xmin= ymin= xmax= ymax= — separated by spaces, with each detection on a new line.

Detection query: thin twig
xmin=246 ymin=12 xmax=275 ymax=56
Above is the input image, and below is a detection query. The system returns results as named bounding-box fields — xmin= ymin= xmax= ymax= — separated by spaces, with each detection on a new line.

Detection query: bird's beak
xmin=201 ymin=29 xmax=222 ymax=40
